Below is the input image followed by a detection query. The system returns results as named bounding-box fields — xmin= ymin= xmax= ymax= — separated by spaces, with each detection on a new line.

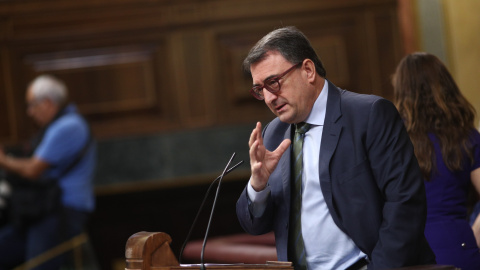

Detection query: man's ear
xmin=302 ymin=59 xmax=316 ymax=83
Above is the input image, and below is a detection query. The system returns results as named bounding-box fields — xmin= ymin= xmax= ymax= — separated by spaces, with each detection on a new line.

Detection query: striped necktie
xmin=288 ymin=122 xmax=310 ymax=270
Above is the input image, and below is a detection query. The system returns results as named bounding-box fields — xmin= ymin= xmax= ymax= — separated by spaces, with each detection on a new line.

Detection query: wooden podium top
xmin=125 ymin=232 xmax=293 ymax=270
xmin=125 ymin=231 xmax=458 ymax=270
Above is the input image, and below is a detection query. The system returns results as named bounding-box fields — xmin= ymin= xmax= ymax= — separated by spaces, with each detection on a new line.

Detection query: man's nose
xmin=263 ymin=89 xmax=278 ymax=103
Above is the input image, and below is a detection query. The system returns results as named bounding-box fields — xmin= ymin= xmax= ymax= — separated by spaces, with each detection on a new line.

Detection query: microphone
xmin=178 ymin=152 xmax=243 ymax=266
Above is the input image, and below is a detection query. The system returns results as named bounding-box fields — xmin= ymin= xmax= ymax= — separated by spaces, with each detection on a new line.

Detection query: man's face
xmin=250 ymin=51 xmax=314 ymax=124
xmin=26 ymin=87 xmax=55 ymax=127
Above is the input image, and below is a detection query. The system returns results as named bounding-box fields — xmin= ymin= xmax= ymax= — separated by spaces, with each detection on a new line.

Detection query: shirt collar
xmin=305 ymin=80 xmax=328 ymax=126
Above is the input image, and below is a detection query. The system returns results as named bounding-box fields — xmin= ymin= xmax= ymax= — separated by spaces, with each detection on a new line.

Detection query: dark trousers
xmin=0 ymin=207 xmax=88 ymax=270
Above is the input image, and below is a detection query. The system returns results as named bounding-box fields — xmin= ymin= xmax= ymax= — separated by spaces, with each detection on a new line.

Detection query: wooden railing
xmin=14 ymin=232 xmax=89 ymax=270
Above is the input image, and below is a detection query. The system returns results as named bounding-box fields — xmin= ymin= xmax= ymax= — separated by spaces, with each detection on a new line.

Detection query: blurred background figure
xmin=392 ymin=52 xmax=480 ymax=270
xmin=0 ymin=75 xmax=96 ymax=270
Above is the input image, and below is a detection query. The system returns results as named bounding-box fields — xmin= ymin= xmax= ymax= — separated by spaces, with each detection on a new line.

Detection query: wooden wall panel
xmin=23 ymin=47 xmax=158 ymax=114
xmin=371 ymin=10 xmax=403 ymax=97
xmin=0 ymin=47 xmax=16 ymax=140
xmin=170 ymin=31 xmax=217 ymax=127
xmin=0 ymin=0 xmax=402 ymax=143
xmin=5 ymin=34 xmax=181 ymax=139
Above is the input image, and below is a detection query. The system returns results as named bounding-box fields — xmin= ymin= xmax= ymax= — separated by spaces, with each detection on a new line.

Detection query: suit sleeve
xmin=365 ymin=99 xmax=429 ymax=268
xmin=236 ymin=186 xmax=275 ymax=235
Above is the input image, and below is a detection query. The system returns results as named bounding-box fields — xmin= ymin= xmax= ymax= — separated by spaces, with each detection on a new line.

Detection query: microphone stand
xmin=178 ymin=152 xmax=243 ymax=267
xmin=200 ymin=152 xmax=236 ymax=270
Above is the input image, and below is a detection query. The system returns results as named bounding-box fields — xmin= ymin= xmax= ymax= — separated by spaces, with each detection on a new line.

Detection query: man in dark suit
xmin=236 ymin=26 xmax=435 ymax=270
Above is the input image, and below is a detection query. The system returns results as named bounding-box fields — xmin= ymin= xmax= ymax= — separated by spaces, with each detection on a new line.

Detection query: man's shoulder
xmin=334 ymin=88 xmax=395 ymax=115
xmin=264 ymin=118 xmax=290 ymax=134
xmin=338 ymin=88 xmax=384 ymax=104
xmin=44 ymin=112 xmax=89 ymax=143
xmin=51 ymin=112 xmax=88 ymax=131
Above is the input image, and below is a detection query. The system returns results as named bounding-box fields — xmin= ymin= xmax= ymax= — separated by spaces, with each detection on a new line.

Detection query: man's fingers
xmin=255 ymin=122 xmax=263 ymax=146
xmin=248 ymin=122 xmax=263 ymax=148
xmin=249 ymin=140 xmax=259 ymax=161
xmin=251 ymin=161 xmax=263 ymax=172
xmin=275 ymin=139 xmax=291 ymax=156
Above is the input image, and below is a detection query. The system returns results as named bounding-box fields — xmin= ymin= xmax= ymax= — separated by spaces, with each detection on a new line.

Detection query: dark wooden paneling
xmin=18 ymin=43 xmax=178 ymax=137
xmin=0 ymin=0 xmax=401 ymax=143
xmin=5 ymin=35 xmax=181 ymax=139
xmin=24 ymin=46 xmax=158 ymax=114
xmin=371 ymin=10 xmax=403 ymax=99
xmin=0 ymin=47 xmax=14 ymax=140
xmin=170 ymin=31 xmax=217 ymax=127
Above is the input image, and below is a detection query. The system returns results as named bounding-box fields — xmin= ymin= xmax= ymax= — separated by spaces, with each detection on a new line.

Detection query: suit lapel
xmin=319 ymin=81 xmax=342 ymax=182
xmin=319 ymin=81 xmax=345 ymax=228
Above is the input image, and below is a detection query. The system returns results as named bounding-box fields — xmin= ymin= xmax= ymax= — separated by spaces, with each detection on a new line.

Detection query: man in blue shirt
xmin=0 ymin=75 xmax=96 ymax=270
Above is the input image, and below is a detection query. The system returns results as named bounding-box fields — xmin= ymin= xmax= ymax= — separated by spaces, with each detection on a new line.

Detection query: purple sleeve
xmin=471 ymin=129 xmax=480 ymax=171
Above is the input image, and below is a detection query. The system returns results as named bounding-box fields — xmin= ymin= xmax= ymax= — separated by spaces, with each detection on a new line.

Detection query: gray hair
xmin=29 ymin=75 xmax=68 ymax=105
xmin=243 ymin=26 xmax=326 ymax=78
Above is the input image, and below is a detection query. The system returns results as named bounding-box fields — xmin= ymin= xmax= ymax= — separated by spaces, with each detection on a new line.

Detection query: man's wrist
xmin=251 ymin=183 xmax=267 ymax=192
xmin=247 ymin=182 xmax=270 ymax=201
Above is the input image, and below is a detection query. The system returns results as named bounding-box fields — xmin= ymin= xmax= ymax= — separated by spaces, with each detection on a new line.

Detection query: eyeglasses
xmin=250 ymin=62 xmax=302 ymax=100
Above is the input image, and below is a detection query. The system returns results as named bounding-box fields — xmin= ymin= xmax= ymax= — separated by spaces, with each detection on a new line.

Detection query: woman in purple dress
xmin=392 ymin=52 xmax=480 ymax=270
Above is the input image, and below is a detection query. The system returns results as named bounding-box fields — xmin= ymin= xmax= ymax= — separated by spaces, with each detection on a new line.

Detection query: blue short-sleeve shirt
xmin=34 ymin=104 xmax=96 ymax=212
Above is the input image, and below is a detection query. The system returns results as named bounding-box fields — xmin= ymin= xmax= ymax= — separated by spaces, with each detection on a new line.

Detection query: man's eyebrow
xmin=253 ymin=74 xmax=279 ymax=87
xmin=264 ymin=74 xmax=278 ymax=81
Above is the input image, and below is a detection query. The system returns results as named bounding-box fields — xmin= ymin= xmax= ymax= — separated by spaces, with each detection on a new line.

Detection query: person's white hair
xmin=29 ymin=75 xmax=68 ymax=105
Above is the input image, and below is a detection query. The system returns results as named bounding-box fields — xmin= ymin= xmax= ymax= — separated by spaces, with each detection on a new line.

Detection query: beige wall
xmin=442 ymin=0 xmax=480 ymax=128
xmin=415 ymin=0 xmax=480 ymax=127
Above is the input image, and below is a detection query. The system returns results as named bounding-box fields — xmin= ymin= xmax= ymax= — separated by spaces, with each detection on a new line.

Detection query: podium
xmin=125 ymin=232 xmax=293 ymax=270
xmin=125 ymin=232 xmax=459 ymax=270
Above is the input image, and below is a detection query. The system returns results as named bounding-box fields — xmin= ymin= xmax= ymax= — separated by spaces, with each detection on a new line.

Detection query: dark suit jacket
xmin=236 ymin=81 xmax=435 ymax=269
